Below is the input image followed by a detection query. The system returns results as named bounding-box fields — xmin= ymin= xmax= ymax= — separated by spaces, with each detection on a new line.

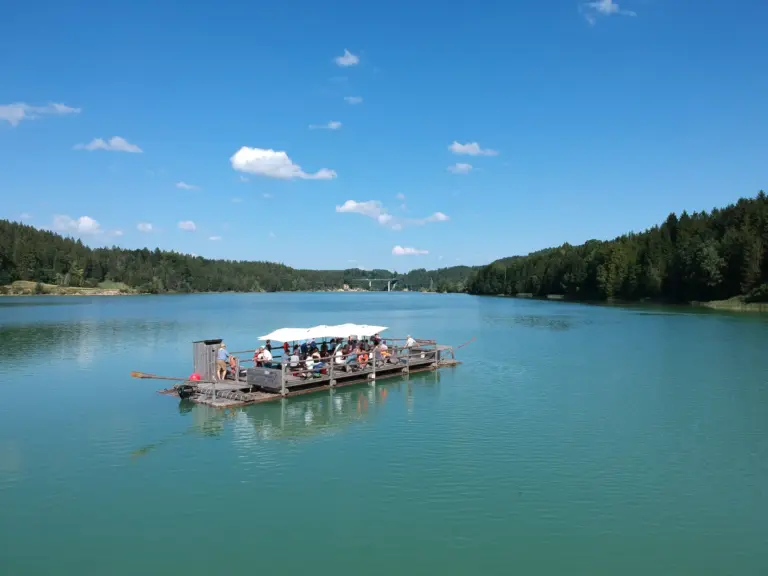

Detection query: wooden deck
xmin=172 ymin=355 xmax=460 ymax=408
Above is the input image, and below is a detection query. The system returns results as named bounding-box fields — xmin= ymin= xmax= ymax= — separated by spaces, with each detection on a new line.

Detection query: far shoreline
xmin=2 ymin=283 xmax=766 ymax=314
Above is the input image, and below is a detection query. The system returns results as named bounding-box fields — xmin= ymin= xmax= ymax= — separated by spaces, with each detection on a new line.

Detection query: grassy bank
xmin=692 ymin=296 xmax=768 ymax=313
xmin=0 ymin=280 xmax=136 ymax=296
xmin=493 ymin=292 xmax=768 ymax=314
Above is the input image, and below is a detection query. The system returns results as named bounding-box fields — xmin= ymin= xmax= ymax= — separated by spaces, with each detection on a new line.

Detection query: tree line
xmin=0 ymin=219 xmax=475 ymax=293
xmin=468 ymin=191 xmax=768 ymax=303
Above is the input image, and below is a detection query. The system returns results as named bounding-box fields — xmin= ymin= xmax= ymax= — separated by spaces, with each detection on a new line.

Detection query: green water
xmin=0 ymin=293 xmax=767 ymax=575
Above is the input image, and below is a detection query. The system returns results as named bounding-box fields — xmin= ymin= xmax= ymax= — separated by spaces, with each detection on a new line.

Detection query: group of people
xmin=215 ymin=334 xmax=419 ymax=380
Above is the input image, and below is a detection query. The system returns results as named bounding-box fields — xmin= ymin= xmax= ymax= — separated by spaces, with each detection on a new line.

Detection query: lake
xmin=0 ymin=293 xmax=767 ymax=575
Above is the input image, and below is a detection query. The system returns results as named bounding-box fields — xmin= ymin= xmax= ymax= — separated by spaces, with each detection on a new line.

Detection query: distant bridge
xmin=352 ymin=278 xmax=399 ymax=292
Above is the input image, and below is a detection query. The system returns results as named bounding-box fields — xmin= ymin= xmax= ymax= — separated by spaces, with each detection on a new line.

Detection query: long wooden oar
xmin=130 ymin=371 xmax=221 ymax=388
xmin=130 ymin=371 xmax=189 ymax=382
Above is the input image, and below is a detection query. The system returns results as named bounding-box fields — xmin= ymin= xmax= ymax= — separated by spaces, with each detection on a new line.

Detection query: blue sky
xmin=1 ymin=0 xmax=766 ymax=272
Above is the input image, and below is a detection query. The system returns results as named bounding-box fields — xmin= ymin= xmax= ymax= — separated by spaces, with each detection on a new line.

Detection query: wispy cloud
xmin=449 ymin=141 xmax=498 ymax=156
xmin=231 ymin=197 xmax=242 ymax=203
xmin=262 ymin=193 xmax=273 ymax=199
xmin=209 ymin=235 xmax=222 ymax=241
xmin=52 ymin=215 xmax=102 ymax=235
xmin=74 ymin=136 xmax=142 ymax=153
xmin=19 ymin=213 xmax=31 ymax=221
xmin=231 ymin=146 xmax=337 ymax=180
xmin=392 ymin=245 xmax=428 ymax=256
xmin=344 ymin=96 xmax=363 ymax=105
xmin=309 ymin=121 xmax=342 ymax=130
xmin=582 ymin=0 xmax=636 ymax=24
xmin=396 ymin=193 xmax=405 ymax=200
xmin=178 ymin=220 xmax=196 ymax=232
xmin=335 ymin=49 xmax=360 ymax=67
xmin=448 ymin=162 xmax=473 ymax=174
xmin=0 ymin=102 xmax=80 ymax=126
xmin=176 ymin=181 xmax=199 ymax=190
xmin=137 ymin=222 xmax=153 ymax=232
xmin=239 ymin=175 xmax=249 ymax=182
xmin=336 ymin=200 xmax=449 ymax=231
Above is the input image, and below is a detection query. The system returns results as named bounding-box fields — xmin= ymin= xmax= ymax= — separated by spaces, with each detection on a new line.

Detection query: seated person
xmin=254 ymin=346 xmax=273 ymax=368
xmin=311 ymin=349 xmax=325 ymax=370
xmin=304 ymin=354 xmax=315 ymax=377
xmin=289 ymin=346 xmax=301 ymax=370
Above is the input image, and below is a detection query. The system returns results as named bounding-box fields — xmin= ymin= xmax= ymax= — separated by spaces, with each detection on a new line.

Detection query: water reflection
xmin=0 ymin=319 xmax=183 ymax=365
xmin=235 ymin=371 xmax=441 ymax=445
xmin=483 ymin=314 xmax=588 ymax=331
xmin=131 ymin=371 xmax=441 ymax=458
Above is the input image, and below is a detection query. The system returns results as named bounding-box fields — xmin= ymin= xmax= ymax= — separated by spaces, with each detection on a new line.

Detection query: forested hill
xmin=468 ymin=191 xmax=768 ymax=304
xmin=0 ymin=219 xmax=476 ymax=293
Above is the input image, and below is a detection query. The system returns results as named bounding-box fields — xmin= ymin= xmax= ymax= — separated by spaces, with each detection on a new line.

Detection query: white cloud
xmin=239 ymin=175 xmax=249 ymax=182
xmin=19 ymin=213 xmax=31 ymax=221
xmin=396 ymin=193 xmax=405 ymax=200
xmin=209 ymin=235 xmax=222 ymax=241
xmin=0 ymin=102 xmax=81 ymax=126
xmin=53 ymin=215 xmax=102 ymax=235
xmin=112 ymin=230 xmax=124 ymax=237
xmin=438 ymin=255 xmax=444 ymax=261
xmin=425 ymin=212 xmax=449 ymax=222
xmin=344 ymin=96 xmax=363 ymax=105
xmin=230 ymin=147 xmax=337 ymax=180
xmin=582 ymin=0 xmax=636 ymax=23
xmin=337 ymin=200 xmax=387 ymax=221
xmin=263 ymin=193 xmax=273 ymax=199
xmin=392 ymin=245 xmax=428 ymax=256
xmin=309 ymin=121 xmax=342 ymax=130
xmin=448 ymin=163 xmax=473 ymax=174
xmin=178 ymin=220 xmax=196 ymax=231
xmin=137 ymin=222 xmax=153 ymax=232
xmin=74 ymin=136 xmax=142 ymax=153
xmin=176 ymin=181 xmax=199 ymax=190
xmin=449 ymin=141 xmax=498 ymax=156
xmin=335 ymin=49 xmax=359 ymax=67
xmin=231 ymin=197 xmax=242 ymax=203
xmin=336 ymin=200 xmax=449 ymax=229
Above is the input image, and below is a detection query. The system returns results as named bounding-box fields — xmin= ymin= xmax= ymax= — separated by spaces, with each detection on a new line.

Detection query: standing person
xmin=216 ymin=343 xmax=229 ymax=380
xmin=265 ymin=339 xmax=272 ymax=353
xmin=405 ymin=335 xmax=416 ymax=348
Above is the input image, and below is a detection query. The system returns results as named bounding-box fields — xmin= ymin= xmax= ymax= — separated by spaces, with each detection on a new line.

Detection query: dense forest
xmin=468 ymin=192 xmax=768 ymax=303
xmin=0 ymin=219 xmax=475 ymax=293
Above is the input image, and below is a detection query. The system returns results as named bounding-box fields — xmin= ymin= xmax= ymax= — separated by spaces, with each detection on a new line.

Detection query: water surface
xmin=0 ymin=293 xmax=766 ymax=575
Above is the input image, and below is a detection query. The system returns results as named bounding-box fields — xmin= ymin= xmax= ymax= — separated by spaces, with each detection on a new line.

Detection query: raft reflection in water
xmin=195 ymin=369 xmax=441 ymax=445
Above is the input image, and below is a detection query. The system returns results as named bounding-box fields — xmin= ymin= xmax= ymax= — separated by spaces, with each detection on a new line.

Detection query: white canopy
xmin=333 ymin=324 xmax=388 ymax=338
xmin=258 ymin=324 xmax=388 ymax=342
xmin=258 ymin=327 xmax=312 ymax=342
